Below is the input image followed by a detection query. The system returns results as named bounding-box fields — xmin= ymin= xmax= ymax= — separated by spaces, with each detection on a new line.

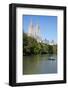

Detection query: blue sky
xmin=23 ymin=15 xmax=57 ymax=43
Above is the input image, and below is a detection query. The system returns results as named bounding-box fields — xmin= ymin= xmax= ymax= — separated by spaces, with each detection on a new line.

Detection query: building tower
xmin=35 ymin=23 xmax=41 ymax=42
xmin=36 ymin=24 xmax=40 ymax=36
xmin=28 ymin=18 xmax=42 ymax=42
xmin=28 ymin=19 xmax=34 ymax=37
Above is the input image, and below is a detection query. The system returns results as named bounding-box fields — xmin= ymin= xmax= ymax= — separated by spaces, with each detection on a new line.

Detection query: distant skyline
xmin=23 ymin=15 xmax=57 ymax=43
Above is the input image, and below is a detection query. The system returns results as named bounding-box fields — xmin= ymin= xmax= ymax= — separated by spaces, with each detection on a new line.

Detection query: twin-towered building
xmin=28 ymin=19 xmax=42 ymax=42
xmin=27 ymin=19 xmax=56 ymax=45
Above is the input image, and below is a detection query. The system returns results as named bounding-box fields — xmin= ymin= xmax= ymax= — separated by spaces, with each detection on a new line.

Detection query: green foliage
xmin=53 ymin=45 xmax=57 ymax=54
xmin=48 ymin=45 xmax=53 ymax=54
xmin=23 ymin=32 xmax=57 ymax=55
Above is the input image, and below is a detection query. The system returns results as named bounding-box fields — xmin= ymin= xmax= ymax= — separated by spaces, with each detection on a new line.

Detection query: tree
xmin=48 ymin=45 xmax=53 ymax=54
xmin=23 ymin=32 xmax=57 ymax=55
xmin=40 ymin=43 xmax=48 ymax=54
xmin=23 ymin=32 xmax=41 ymax=55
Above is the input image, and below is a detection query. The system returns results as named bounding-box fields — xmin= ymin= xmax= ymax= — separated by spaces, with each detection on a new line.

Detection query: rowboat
xmin=48 ymin=57 xmax=56 ymax=60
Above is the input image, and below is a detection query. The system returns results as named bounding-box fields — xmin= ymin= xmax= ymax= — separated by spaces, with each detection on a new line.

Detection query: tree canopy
xmin=23 ymin=32 xmax=57 ymax=56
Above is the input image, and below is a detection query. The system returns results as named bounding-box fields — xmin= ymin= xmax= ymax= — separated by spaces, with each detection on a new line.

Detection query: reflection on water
xmin=23 ymin=54 xmax=57 ymax=75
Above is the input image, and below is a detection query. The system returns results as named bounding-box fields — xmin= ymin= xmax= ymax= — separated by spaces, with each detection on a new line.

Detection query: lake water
xmin=23 ymin=54 xmax=57 ymax=75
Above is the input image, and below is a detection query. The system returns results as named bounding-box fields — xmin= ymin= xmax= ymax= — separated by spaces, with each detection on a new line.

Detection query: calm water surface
xmin=23 ymin=54 xmax=57 ymax=75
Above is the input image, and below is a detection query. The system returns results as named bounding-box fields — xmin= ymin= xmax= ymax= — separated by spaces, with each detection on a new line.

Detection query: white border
xmin=16 ymin=7 xmax=64 ymax=83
